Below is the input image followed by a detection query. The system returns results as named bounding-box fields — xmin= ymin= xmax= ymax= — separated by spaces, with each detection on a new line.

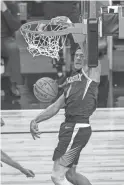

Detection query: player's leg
xmin=51 ymin=121 xmax=76 ymax=185
xmin=51 ymin=158 xmax=71 ymax=185
xmin=65 ymin=125 xmax=92 ymax=185
xmin=52 ymin=122 xmax=92 ymax=185
xmin=51 ymin=160 xmax=92 ymax=185
xmin=66 ymin=165 xmax=92 ymax=185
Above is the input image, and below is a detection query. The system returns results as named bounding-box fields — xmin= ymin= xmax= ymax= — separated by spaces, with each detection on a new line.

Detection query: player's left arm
xmin=1 ymin=150 xmax=35 ymax=177
xmin=88 ymin=60 xmax=101 ymax=83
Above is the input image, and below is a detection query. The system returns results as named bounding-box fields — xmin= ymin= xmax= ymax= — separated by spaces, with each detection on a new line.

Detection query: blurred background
xmin=1 ymin=0 xmax=124 ymax=110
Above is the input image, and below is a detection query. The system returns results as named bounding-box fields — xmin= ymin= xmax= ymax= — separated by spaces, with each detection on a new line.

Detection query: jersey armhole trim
xmin=81 ymin=68 xmax=92 ymax=82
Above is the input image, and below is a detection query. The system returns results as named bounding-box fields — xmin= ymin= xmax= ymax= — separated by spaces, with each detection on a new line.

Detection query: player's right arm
xmin=35 ymin=93 xmax=65 ymax=124
xmin=30 ymin=94 xmax=65 ymax=140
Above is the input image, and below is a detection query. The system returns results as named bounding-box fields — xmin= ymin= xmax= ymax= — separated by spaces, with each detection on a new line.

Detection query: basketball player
xmin=30 ymin=47 xmax=101 ymax=185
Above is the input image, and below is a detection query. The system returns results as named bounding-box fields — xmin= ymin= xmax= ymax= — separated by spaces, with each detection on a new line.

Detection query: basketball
xmin=33 ymin=77 xmax=58 ymax=103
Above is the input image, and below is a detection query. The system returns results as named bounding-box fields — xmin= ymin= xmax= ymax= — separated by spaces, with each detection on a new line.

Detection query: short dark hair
xmin=75 ymin=45 xmax=81 ymax=51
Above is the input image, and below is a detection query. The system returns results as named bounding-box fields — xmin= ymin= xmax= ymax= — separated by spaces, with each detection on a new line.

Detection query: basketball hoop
xmin=20 ymin=16 xmax=87 ymax=60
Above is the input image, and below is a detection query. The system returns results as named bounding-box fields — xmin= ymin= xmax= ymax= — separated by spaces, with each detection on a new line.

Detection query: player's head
xmin=74 ymin=48 xmax=86 ymax=70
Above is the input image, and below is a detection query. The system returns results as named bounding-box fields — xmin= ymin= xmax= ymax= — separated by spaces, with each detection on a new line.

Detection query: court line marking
xmin=1 ymin=130 xmax=124 ymax=134
xmin=1 ymin=108 xmax=124 ymax=113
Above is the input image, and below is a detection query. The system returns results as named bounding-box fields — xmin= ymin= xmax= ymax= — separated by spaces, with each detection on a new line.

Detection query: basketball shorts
xmin=52 ymin=122 xmax=92 ymax=168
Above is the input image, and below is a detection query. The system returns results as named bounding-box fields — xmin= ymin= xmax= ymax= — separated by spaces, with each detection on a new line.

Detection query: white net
xmin=20 ymin=17 xmax=72 ymax=60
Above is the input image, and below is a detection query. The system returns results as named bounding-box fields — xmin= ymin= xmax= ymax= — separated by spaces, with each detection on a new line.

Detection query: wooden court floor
xmin=1 ymin=108 xmax=124 ymax=185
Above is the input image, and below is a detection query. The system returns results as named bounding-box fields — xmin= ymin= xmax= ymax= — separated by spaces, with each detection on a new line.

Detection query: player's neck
xmin=73 ymin=64 xmax=88 ymax=74
xmin=82 ymin=65 xmax=89 ymax=73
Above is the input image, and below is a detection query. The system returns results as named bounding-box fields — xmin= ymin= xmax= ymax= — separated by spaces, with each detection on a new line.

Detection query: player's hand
xmin=30 ymin=120 xmax=41 ymax=140
xmin=21 ymin=168 xmax=35 ymax=178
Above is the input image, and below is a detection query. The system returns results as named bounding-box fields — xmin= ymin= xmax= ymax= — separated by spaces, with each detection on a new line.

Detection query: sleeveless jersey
xmin=64 ymin=69 xmax=99 ymax=123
